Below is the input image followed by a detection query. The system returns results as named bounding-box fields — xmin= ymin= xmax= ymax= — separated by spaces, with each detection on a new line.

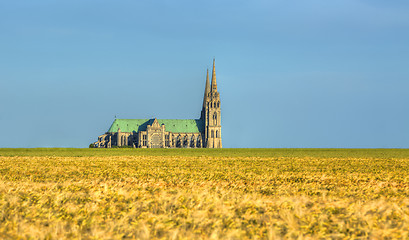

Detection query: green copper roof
xmin=107 ymin=119 xmax=204 ymax=133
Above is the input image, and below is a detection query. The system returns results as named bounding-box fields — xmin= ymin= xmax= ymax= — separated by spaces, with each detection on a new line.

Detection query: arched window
xmin=216 ymin=130 xmax=218 ymax=138
xmin=165 ymin=135 xmax=170 ymax=147
xmin=183 ymin=135 xmax=188 ymax=147
xmin=176 ymin=135 xmax=181 ymax=147
xmin=197 ymin=136 xmax=201 ymax=148
xmin=211 ymin=130 xmax=214 ymax=138
xmin=143 ymin=134 xmax=147 ymax=146
xmin=213 ymin=113 xmax=217 ymax=125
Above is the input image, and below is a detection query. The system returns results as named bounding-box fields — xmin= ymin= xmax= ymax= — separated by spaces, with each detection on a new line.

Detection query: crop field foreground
xmin=1 ymin=149 xmax=409 ymax=239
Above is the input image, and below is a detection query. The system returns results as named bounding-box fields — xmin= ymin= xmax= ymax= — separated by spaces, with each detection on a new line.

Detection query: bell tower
xmin=202 ymin=59 xmax=222 ymax=148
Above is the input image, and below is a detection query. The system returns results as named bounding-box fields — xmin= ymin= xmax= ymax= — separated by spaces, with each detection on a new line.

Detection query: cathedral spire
xmin=203 ymin=68 xmax=210 ymax=108
xmin=211 ymin=58 xmax=217 ymax=92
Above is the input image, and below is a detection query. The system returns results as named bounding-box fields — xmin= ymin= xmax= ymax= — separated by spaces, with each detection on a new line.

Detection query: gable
xmin=107 ymin=118 xmax=204 ymax=133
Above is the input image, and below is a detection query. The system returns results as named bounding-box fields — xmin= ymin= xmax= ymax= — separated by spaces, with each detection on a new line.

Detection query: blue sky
xmin=1 ymin=0 xmax=408 ymax=148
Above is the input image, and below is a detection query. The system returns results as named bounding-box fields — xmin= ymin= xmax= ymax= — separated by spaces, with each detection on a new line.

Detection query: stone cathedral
xmin=93 ymin=59 xmax=222 ymax=148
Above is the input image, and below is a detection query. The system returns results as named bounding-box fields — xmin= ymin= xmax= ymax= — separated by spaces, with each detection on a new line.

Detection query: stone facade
xmin=93 ymin=59 xmax=222 ymax=148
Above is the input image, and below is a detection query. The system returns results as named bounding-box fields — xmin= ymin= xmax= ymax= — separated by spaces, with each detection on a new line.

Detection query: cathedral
xmin=93 ymin=59 xmax=222 ymax=148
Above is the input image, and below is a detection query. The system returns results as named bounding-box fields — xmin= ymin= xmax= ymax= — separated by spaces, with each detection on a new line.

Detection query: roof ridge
xmin=115 ymin=118 xmax=200 ymax=120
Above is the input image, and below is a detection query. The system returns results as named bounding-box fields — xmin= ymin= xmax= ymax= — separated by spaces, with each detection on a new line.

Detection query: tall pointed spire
xmin=203 ymin=68 xmax=210 ymax=108
xmin=211 ymin=58 xmax=217 ymax=92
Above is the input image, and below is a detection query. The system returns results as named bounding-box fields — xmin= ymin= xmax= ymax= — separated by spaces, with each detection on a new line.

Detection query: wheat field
xmin=1 ymin=149 xmax=409 ymax=239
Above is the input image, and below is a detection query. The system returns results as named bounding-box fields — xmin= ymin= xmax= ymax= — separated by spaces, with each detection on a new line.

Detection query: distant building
xmin=93 ymin=59 xmax=222 ymax=148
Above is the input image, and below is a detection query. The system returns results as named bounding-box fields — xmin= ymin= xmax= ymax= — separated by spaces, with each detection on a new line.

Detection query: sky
xmin=1 ymin=0 xmax=409 ymax=148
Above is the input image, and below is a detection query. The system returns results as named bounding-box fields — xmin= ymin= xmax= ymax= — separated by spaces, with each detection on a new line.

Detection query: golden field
xmin=1 ymin=148 xmax=409 ymax=239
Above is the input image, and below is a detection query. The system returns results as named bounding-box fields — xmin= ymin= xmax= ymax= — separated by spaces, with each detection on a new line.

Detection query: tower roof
xmin=211 ymin=58 xmax=217 ymax=91
xmin=203 ymin=68 xmax=210 ymax=108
